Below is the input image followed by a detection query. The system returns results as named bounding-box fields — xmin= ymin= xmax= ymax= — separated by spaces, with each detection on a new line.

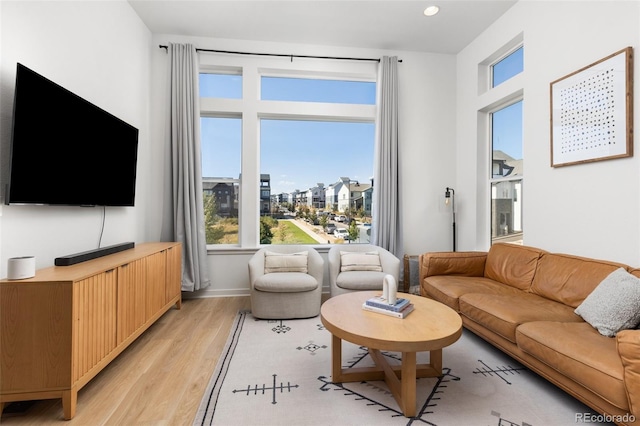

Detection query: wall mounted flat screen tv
xmin=6 ymin=63 xmax=139 ymax=206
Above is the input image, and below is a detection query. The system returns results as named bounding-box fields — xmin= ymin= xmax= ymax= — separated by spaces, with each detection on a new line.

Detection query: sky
xmin=261 ymin=119 xmax=374 ymax=194
xmin=491 ymin=46 xmax=524 ymax=161
xmin=492 ymin=100 xmax=523 ymax=160
xmin=200 ymin=75 xmax=376 ymax=195
xmin=200 ymin=51 xmax=522 ymax=195
xmin=200 ymin=117 xmax=375 ymax=194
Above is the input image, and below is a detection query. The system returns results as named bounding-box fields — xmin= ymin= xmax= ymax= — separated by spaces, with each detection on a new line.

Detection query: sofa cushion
xmin=254 ymin=272 xmax=318 ymax=293
xmin=484 ymin=243 xmax=545 ymax=291
xmin=420 ymin=251 xmax=487 ymax=277
xmin=340 ymin=251 xmax=382 ymax=272
xmin=336 ymin=271 xmax=387 ymax=291
xmin=264 ymin=251 xmax=308 ymax=273
xmin=530 ymin=253 xmax=629 ymax=308
xmin=516 ymin=321 xmax=628 ymax=411
xmin=423 ymin=276 xmax=523 ymax=312
xmin=459 ymin=292 xmax=582 ymax=343
xmin=575 ymin=268 xmax=640 ymax=337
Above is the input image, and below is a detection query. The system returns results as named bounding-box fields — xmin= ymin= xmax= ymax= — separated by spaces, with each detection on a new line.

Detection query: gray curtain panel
xmin=372 ymin=56 xmax=402 ymax=259
xmin=168 ymin=43 xmax=210 ymax=291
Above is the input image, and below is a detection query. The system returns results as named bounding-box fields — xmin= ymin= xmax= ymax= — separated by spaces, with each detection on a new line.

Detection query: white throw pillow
xmin=574 ymin=268 xmax=640 ymax=337
xmin=340 ymin=251 xmax=383 ymax=272
xmin=264 ymin=251 xmax=308 ymax=273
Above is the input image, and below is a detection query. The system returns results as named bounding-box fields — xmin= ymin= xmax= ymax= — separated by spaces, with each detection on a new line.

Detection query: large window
xmin=490 ymin=100 xmax=523 ymax=243
xmin=260 ymin=119 xmax=374 ymax=244
xmin=200 ymin=62 xmax=377 ymax=247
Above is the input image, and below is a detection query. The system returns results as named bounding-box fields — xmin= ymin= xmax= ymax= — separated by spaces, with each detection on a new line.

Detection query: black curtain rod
xmin=158 ymin=45 xmax=402 ymax=63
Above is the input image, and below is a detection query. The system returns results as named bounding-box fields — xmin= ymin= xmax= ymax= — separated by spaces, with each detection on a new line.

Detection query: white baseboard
xmin=182 ymin=288 xmax=249 ymax=299
xmin=182 ymin=286 xmax=331 ymax=299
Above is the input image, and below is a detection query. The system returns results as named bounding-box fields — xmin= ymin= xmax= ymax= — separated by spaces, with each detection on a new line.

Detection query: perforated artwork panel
xmin=551 ymin=47 xmax=632 ymax=167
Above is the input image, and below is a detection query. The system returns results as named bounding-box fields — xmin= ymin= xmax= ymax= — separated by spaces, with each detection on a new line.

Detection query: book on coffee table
xmin=364 ymin=296 xmax=410 ymax=312
xmin=362 ymin=302 xmax=414 ymax=318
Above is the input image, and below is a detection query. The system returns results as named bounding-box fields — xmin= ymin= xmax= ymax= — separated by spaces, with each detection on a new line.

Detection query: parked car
xmin=335 ymin=215 xmax=347 ymax=223
xmin=325 ymin=223 xmax=337 ymax=234
xmin=334 ymin=228 xmax=350 ymax=240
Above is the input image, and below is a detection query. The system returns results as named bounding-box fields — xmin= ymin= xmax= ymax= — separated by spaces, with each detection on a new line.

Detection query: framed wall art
xmin=550 ymin=46 xmax=633 ymax=167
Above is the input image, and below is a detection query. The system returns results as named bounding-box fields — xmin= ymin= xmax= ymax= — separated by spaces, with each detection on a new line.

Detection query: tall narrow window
xmin=201 ymin=117 xmax=241 ymax=244
xmin=490 ymin=100 xmax=523 ymax=243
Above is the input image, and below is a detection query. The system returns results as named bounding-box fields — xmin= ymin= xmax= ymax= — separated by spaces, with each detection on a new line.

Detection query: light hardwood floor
xmin=0 ymin=296 xmax=251 ymax=425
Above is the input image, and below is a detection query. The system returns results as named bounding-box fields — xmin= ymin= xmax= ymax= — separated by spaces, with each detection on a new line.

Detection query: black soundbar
xmin=55 ymin=242 xmax=135 ymax=266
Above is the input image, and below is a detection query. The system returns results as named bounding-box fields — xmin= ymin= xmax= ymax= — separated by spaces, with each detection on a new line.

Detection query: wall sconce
xmin=445 ymin=187 xmax=456 ymax=251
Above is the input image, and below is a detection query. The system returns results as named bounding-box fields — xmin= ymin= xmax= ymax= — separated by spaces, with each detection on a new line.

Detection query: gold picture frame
xmin=550 ymin=47 xmax=633 ymax=167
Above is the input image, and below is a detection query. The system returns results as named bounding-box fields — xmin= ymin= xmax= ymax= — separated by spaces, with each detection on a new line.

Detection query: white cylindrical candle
xmin=7 ymin=256 xmax=36 ymax=280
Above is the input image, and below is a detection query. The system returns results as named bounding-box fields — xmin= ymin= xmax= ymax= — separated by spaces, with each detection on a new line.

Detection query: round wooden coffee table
xmin=320 ymin=291 xmax=462 ymax=417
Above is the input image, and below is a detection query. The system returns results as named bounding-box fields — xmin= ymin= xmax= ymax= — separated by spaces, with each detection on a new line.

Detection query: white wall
xmin=0 ymin=1 xmax=4 ymax=269
xmin=0 ymin=2 xmax=456 ymax=292
xmin=149 ymin=34 xmax=457 ymax=296
xmin=456 ymin=1 xmax=640 ymax=265
xmin=4 ymin=1 xmax=637 ymax=295
xmin=0 ymin=1 xmax=152 ymax=274
xmin=400 ymin=51 xmax=457 ymax=255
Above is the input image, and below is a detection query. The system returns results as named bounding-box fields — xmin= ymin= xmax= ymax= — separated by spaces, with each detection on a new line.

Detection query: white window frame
xmin=199 ymin=56 xmax=377 ymax=249
xmin=477 ymin=35 xmax=525 ymax=247
xmin=490 ymin=44 xmax=524 ymax=89
xmin=477 ymin=32 xmax=523 ymax=95
xmin=488 ymin=98 xmax=524 ymax=244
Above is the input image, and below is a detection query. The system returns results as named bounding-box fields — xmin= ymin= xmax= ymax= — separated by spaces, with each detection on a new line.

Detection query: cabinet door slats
xmin=73 ymin=271 xmax=117 ymax=382
xmin=165 ymin=246 xmax=182 ymax=304
xmin=117 ymin=258 xmax=148 ymax=344
xmin=146 ymin=252 xmax=166 ymax=321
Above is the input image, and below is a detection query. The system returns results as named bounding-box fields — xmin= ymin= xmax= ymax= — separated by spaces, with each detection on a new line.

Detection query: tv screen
xmin=6 ymin=63 xmax=139 ymax=206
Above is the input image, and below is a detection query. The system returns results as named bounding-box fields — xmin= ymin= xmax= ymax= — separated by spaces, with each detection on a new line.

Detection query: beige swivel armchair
xmin=248 ymin=245 xmax=324 ymax=319
xmin=328 ymin=244 xmax=401 ymax=298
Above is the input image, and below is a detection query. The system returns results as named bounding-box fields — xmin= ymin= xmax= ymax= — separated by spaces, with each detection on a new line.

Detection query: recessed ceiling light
xmin=423 ymin=5 xmax=440 ymax=16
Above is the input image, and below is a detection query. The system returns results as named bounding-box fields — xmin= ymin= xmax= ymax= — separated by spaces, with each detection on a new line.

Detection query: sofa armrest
xmin=248 ymin=250 xmax=266 ymax=288
xmin=418 ymin=251 xmax=487 ymax=285
xmin=617 ymin=329 xmax=640 ymax=419
xmin=378 ymin=249 xmax=401 ymax=282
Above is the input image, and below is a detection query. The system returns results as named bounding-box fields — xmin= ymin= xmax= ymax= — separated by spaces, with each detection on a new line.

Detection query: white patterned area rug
xmin=194 ymin=311 xmax=610 ymax=426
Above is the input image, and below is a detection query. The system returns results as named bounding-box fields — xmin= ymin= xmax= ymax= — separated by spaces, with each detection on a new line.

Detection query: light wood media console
xmin=0 ymin=242 xmax=182 ymax=420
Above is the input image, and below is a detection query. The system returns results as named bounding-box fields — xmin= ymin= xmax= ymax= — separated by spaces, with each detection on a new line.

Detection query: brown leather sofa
xmin=419 ymin=243 xmax=640 ymax=426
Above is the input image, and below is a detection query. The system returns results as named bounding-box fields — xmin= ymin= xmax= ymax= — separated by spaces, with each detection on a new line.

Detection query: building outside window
xmin=260 ymin=174 xmax=271 ymax=215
